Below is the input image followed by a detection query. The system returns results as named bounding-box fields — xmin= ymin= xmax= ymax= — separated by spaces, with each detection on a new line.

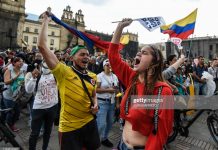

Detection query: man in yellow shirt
xmin=37 ymin=12 xmax=100 ymax=150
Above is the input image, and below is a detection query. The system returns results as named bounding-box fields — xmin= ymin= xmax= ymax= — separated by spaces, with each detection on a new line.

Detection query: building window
xmin=34 ymin=29 xmax=38 ymax=33
xmin=50 ymin=39 xmax=54 ymax=45
xmin=50 ymin=47 xmax=54 ymax=50
xmin=24 ymin=36 xmax=28 ymax=43
xmin=26 ymin=27 xmax=29 ymax=32
xmin=32 ymin=46 xmax=37 ymax=50
xmin=33 ymin=37 xmax=37 ymax=43
xmin=209 ymin=45 xmax=213 ymax=50
xmin=51 ymin=31 xmax=55 ymax=36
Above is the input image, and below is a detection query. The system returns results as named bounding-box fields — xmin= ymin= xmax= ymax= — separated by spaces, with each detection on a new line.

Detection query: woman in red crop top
xmin=108 ymin=18 xmax=174 ymax=150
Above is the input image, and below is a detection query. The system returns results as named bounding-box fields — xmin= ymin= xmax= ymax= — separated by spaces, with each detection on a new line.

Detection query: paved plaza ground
xmin=1 ymin=109 xmax=218 ymax=150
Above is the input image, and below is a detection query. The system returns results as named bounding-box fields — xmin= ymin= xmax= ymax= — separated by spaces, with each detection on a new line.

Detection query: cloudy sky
xmin=25 ymin=0 xmax=218 ymax=44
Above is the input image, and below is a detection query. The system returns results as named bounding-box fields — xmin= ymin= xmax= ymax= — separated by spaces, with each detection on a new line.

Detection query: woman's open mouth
xmin=134 ymin=58 xmax=140 ymax=67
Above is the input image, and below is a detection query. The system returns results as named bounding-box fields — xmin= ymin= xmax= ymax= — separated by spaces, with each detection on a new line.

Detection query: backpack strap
xmin=35 ymin=74 xmax=41 ymax=92
xmin=152 ymin=86 xmax=163 ymax=135
xmin=35 ymin=73 xmax=56 ymax=92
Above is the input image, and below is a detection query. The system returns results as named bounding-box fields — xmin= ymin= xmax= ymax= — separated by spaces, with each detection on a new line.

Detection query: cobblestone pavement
xmin=1 ymin=110 xmax=218 ymax=150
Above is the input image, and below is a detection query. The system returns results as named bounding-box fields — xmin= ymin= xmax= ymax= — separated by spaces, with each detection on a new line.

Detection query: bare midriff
xmin=122 ymin=120 xmax=148 ymax=149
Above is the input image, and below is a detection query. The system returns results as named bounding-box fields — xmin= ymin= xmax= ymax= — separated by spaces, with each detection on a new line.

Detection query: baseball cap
xmin=103 ymin=59 xmax=110 ymax=67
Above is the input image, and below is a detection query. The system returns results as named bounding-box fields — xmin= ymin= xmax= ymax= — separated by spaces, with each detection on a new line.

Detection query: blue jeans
xmin=3 ymin=98 xmax=20 ymax=126
xmin=96 ymin=99 xmax=115 ymax=141
xmin=117 ymin=138 xmax=144 ymax=150
xmin=194 ymin=82 xmax=206 ymax=95
xmin=29 ymin=104 xmax=58 ymax=150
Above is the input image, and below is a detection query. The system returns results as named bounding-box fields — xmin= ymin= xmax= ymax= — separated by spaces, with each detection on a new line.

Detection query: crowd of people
xmin=0 ymin=13 xmax=218 ymax=150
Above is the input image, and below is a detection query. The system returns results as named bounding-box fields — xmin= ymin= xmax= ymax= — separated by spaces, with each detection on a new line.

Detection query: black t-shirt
xmin=185 ymin=64 xmax=193 ymax=75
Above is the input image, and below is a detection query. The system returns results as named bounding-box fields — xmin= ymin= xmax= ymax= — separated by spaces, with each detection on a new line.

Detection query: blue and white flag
xmin=136 ymin=17 xmax=165 ymax=32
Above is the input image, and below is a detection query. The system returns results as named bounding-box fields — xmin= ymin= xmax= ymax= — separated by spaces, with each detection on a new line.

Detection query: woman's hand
xmin=111 ymin=18 xmax=133 ymax=44
xmin=32 ymin=68 xmax=40 ymax=79
xmin=118 ymin=18 xmax=133 ymax=29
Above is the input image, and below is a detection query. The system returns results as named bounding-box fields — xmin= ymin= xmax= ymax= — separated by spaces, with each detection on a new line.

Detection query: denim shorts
xmin=117 ymin=138 xmax=144 ymax=150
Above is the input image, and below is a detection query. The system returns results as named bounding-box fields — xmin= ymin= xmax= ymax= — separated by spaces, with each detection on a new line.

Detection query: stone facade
xmin=121 ymin=32 xmax=139 ymax=58
xmin=0 ymin=0 xmax=25 ymax=49
xmin=0 ymin=3 xmax=139 ymax=56
xmin=60 ymin=6 xmax=85 ymax=50
xmin=22 ymin=19 xmax=61 ymax=51
xmin=86 ymin=30 xmax=139 ymax=58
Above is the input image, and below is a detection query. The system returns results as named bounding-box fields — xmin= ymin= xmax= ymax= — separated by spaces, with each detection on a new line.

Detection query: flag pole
xmin=111 ymin=19 xmax=138 ymax=23
xmin=111 ymin=16 xmax=164 ymax=23
xmin=188 ymin=34 xmax=194 ymax=60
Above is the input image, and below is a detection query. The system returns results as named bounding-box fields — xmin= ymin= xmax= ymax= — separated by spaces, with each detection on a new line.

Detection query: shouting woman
xmin=108 ymin=18 xmax=174 ymax=150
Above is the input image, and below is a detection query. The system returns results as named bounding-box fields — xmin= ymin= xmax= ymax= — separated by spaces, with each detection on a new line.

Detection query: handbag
xmin=12 ymin=82 xmax=33 ymax=105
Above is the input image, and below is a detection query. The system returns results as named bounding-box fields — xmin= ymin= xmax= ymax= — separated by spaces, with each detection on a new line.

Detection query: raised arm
xmin=163 ymin=54 xmax=185 ymax=80
xmin=38 ymin=12 xmax=59 ymax=70
xmin=170 ymin=54 xmax=185 ymax=70
xmin=111 ymin=18 xmax=133 ymax=44
xmin=108 ymin=19 xmax=135 ymax=87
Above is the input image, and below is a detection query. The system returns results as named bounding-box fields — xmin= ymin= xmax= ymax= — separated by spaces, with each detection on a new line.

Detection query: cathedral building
xmin=0 ymin=2 xmax=139 ymax=57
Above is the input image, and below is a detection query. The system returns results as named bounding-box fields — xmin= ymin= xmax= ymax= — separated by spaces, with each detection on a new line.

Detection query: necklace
xmin=71 ymin=65 xmax=88 ymax=75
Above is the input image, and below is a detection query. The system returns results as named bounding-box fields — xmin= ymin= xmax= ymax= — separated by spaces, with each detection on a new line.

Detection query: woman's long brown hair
xmin=128 ymin=45 xmax=164 ymax=97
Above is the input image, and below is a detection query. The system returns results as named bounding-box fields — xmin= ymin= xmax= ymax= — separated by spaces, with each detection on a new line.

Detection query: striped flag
xmin=50 ymin=14 xmax=124 ymax=51
xmin=161 ymin=9 xmax=197 ymax=40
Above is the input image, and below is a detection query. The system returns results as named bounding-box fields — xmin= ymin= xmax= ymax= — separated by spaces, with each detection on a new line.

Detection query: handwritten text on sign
xmin=137 ymin=17 xmax=165 ymax=32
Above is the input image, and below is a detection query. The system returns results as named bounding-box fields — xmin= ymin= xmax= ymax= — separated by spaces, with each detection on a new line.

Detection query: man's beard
xmin=73 ymin=63 xmax=86 ymax=71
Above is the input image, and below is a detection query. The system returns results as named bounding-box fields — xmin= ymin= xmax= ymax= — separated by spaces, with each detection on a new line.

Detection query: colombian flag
xmin=160 ymin=9 xmax=197 ymax=40
xmin=50 ymin=13 xmax=124 ymax=51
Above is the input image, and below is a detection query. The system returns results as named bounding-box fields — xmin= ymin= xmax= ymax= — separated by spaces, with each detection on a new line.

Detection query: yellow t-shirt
xmin=52 ymin=62 xmax=97 ymax=132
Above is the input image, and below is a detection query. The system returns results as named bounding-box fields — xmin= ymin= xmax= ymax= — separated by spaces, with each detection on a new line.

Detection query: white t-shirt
xmin=25 ymin=73 xmax=58 ymax=109
xmin=208 ymin=67 xmax=218 ymax=79
xmin=96 ymin=72 xmax=119 ymax=103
